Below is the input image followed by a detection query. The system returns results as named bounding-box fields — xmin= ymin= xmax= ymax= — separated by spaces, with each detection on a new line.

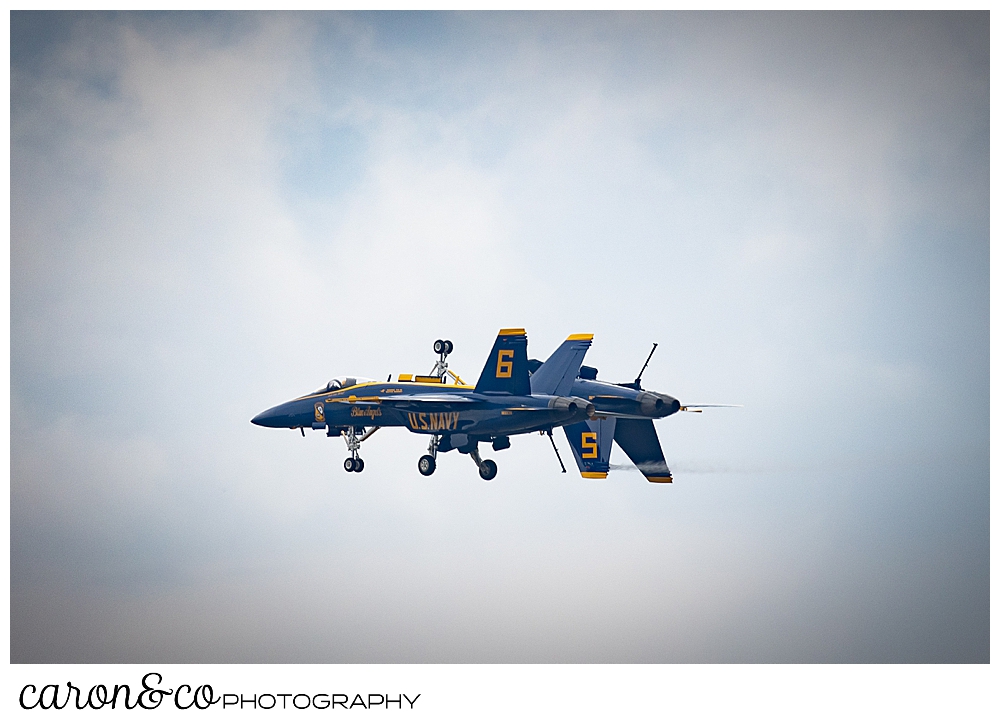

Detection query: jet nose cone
xmin=251 ymin=405 xmax=285 ymax=427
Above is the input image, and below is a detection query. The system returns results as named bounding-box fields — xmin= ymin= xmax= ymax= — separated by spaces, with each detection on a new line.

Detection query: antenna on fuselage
xmin=634 ymin=342 xmax=658 ymax=389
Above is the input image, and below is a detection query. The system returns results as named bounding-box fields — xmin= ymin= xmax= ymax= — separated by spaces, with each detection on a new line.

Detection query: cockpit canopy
xmin=314 ymin=376 xmax=374 ymax=394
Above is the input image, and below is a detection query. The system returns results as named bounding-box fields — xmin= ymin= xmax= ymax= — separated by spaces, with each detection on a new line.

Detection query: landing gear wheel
xmin=443 ymin=340 xmax=453 ymax=354
xmin=433 ymin=339 xmax=446 ymax=354
xmin=478 ymin=459 xmax=498 ymax=480
xmin=418 ymin=455 xmax=436 ymax=476
xmin=353 ymin=457 xmax=364 ymax=473
xmin=344 ymin=458 xmax=355 ymax=472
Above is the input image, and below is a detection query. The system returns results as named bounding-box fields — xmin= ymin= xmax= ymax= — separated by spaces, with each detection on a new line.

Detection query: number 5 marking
xmin=581 ymin=431 xmax=598 ymax=459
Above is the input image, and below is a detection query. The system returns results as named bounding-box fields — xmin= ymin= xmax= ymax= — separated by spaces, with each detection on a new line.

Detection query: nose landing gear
xmin=429 ymin=339 xmax=466 ymax=385
xmin=342 ymin=425 xmax=378 ymax=473
xmin=432 ymin=339 xmax=454 ymax=357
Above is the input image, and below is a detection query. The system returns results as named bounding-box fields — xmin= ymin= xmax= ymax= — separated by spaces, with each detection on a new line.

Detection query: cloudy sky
xmin=11 ymin=11 xmax=988 ymax=663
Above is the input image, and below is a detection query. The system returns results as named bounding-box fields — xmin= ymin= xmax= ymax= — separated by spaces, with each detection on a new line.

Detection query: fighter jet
xmin=530 ymin=342 xmax=737 ymax=483
xmin=251 ymin=329 xmax=596 ymax=479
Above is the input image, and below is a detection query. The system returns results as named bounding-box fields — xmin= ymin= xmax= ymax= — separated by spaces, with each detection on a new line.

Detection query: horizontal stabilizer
xmin=614 ymin=418 xmax=672 ymax=483
xmin=530 ymin=334 xmax=593 ymax=397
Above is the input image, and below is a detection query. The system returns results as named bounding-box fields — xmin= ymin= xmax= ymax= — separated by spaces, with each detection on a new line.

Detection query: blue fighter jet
xmin=530 ymin=342 xmax=737 ymax=483
xmin=251 ymin=329 xmax=596 ymax=479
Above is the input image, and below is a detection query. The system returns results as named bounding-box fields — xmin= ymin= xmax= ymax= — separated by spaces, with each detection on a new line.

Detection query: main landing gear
xmin=470 ymin=447 xmax=498 ymax=480
xmin=416 ymin=434 xmax=498 ymax=480
xmin=413 ymin=339 xmax=495 ymax=479
xmin=418 ymin=455 xmax=436 ymax=476
xmin=418 ymin=434 xmax=439 ymax=476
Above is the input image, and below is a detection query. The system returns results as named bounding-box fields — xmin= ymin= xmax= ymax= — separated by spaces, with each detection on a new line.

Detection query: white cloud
xmin=11 ymin=11 xmax=988 ymax=663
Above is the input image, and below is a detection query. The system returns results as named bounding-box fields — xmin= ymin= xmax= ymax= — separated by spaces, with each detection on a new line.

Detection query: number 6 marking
xmin=496 ymin=349 xmax=514 ymax=378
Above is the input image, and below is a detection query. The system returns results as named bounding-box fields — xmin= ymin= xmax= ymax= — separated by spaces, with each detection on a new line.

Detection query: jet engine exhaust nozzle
xmin=659 ymin=394 xmax=682 ymax=416
xmin=637 ymin=392 xmax=663 ymax=416
xmin=637 ymin=392 xmax=682 ymax=417
xmin=549 ymin=396 xmax=596 ymax=418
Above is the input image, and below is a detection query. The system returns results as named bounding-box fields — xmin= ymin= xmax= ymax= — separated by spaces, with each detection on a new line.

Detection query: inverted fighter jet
xmin=251 ymin=329 xmax=596 ymax=479
xmin=530 ymin=342 xmax=738 ymax=483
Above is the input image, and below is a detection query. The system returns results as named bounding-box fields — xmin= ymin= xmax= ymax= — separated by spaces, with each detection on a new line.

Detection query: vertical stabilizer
xmin=530 ymin=334 xmax=593 ymax=396
xmin=614 ymin=418 xmax=672 ymax=482
xmin=563 ymin=415 xmax=617 ymax=478
xmin=474 ymin=328 xmax=531 ymax=395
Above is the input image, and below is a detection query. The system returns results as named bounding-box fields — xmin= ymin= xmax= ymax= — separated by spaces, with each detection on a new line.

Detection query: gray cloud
xmin=11 ymin=11 xmax=988 ymax=663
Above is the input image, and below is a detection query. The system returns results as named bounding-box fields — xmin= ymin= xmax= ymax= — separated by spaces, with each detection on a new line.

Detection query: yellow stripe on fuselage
xmin=295 ymin=380 xmax=475 ymax=402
